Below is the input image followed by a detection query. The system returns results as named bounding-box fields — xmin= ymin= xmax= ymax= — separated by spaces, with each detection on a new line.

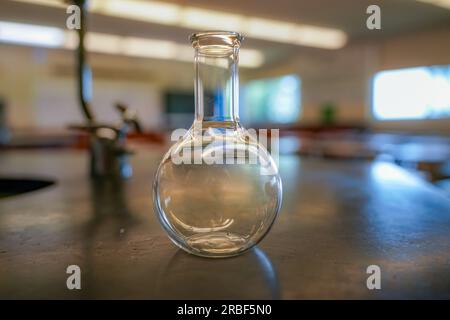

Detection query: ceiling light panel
xmin=0 ymin=21 xmax=264 ymax=68
xmin=180 ymin=8 xmax=243 ymax=31
xmin=12 ymin=0 xmax=348 ymax=49
xmin=416 ymin=0 xmax=450 ymax=10
xmin=0 ymin=21 xmax=65 ymax=47
xmin=90 ymin=0 xmax=181 ymax=25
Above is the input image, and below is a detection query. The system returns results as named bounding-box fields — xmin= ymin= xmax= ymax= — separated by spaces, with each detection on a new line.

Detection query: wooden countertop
xmin=0 ymin=148 xmax=449 ymax=299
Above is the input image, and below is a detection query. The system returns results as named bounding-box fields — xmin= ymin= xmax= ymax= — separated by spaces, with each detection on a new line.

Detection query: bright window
xmin=240 ymin=74 xmax=301 ymax=124
xmin=372 ymin=65 xmax=450 ymax=120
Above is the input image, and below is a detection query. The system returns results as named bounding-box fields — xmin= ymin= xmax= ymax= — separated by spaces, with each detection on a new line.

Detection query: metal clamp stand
xmin=70 ymin=0 xmax=141 ymax=179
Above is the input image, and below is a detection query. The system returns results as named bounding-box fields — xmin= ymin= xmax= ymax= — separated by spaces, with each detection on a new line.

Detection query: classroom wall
xmin=0 ymin=44 xmax=193 ymax=130
xmin=1 ymin=26 xmax=450 ymax=133
xmin=247 ymin=26 xmax=450 ymax=133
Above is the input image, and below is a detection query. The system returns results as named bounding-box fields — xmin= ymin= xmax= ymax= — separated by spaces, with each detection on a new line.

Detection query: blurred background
xmin=0 ymin=0 xmax=450 ymax=192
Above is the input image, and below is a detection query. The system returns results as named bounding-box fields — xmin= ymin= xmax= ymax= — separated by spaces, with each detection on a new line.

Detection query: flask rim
xmin=190 ymin=31 xmax=243 ymax=50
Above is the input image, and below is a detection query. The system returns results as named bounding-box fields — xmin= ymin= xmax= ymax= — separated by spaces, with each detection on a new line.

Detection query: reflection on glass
xmin=370 ymin=161 xmax=423 ymax=187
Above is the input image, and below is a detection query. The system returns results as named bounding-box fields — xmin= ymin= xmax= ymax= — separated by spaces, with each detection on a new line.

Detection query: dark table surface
xmin=0 ymin=148 xmax=449 ymax=299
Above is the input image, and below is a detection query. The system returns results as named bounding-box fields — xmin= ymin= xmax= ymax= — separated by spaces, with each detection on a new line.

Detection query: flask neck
xmin=192 ymin=32 xmax=241 ymax=123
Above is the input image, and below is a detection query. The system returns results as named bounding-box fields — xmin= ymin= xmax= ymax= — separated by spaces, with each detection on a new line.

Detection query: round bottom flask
xmin=153 ymin=31 xmax=282 ymax=258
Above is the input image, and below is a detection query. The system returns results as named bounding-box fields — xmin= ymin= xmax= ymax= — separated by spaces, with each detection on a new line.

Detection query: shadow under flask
xmin=153 ymin=31 xmax=282 ymax=258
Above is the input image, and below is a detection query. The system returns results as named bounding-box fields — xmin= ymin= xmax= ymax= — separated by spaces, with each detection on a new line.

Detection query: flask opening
xmin=190 ymin=31 xmax=242 ymax=56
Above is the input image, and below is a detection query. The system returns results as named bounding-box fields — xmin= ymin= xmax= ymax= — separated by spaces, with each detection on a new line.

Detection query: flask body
xmin=154 ymin=124 xmax=282 ymax=257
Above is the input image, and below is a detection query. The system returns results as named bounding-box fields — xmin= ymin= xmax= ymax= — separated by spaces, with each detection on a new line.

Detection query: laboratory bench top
xmin=0 ymin=148 xmax=449 ymax=299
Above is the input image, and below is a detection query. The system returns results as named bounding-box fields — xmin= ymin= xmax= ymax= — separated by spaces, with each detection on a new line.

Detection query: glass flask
xmin=153 ymin=31 xmax=282 ymax=258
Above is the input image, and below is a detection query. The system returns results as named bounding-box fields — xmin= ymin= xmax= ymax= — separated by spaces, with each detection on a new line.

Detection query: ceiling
xmin=1 ymin=0 xmax=450 ymax=67
xmin=164 ymin=0 xmax=450 ymax=37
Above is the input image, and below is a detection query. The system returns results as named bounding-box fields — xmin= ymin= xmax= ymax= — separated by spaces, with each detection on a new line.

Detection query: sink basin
xmin=0 ymin=178 xmax=55 ymax=198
